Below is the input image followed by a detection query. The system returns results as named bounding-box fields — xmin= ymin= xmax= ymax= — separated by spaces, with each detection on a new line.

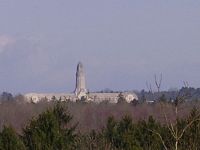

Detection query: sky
xmin=0 ymin=0 xmax=200 ymax=94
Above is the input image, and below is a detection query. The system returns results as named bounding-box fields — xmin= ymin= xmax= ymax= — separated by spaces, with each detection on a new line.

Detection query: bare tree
xmin=154 ymin=73 xmax=162 ymax=93
xmin=148 ymin=81 xmax=200 ymax=150
xmin=146 ymin=81 xmax=153 ymax=94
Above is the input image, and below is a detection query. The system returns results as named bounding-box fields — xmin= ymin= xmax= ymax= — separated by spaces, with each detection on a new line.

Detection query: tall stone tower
xmin=74 ymin=62 xmax=87 ymax=99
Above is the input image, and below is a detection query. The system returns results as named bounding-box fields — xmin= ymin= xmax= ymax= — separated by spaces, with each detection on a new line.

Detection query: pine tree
xmin=23 ymin=102 xmax=77 ymax=150
xmin=0 ymin=126 xmax=25 ymax=150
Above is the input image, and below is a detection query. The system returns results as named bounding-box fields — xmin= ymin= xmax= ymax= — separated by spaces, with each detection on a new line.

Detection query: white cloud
xmin=0 ymin=35 xmax=15 ymax=53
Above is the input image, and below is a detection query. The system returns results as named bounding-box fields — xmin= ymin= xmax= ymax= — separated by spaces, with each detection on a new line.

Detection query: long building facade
xmin=25 ymin=62 xmax=138 ymax=103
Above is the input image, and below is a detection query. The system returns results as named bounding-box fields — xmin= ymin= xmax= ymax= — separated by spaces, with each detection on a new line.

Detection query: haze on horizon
xmin=0 ymin=0 xmax=200 ymax=94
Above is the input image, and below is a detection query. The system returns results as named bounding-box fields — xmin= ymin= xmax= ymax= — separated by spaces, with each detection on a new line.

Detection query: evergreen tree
xmin=180 ymin=107 xmax=200 ymax=150
xmin=23 ymin=102 xmax=77 ymax=150
xmin=105 ymin=115 xmax=141 ymax=150
xmin=135 ymin=116 xmax=164 ymax=150
xmin=105 ymin=116 xmax=118 ymax=149
xmin=0 ymin=126 xmax=25 ymax=150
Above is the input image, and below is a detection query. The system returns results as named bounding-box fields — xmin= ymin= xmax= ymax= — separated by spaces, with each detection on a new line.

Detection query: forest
xmin=0 ymin=89 xmax=200 ymax=150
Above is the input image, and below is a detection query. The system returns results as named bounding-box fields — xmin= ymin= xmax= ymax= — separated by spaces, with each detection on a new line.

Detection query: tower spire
xmin=74 ymin=62 xmax=87 ymax=99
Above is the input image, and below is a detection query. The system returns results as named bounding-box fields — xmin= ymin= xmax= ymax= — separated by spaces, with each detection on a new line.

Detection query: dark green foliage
xmin=135 ymin=116 xmax=165 ymax=150
xmin=23 ymin=102 xmax=77 ymax=150
xmin=116 ymin=116 xmax=141 ymax=150
xmin=180 ymin=107 xmax=200 ymax=150
xmin=104 ymin=116 xmax=141 ymax=150
xmin=1 ymin=101 xmax=200 ymax=150
xmin=0 ymin=126 xmax=25 ymax=150
xmin=104 ymin=116 xmax=118 ymax=149
xmin=99 ymin=113 xmax=200 ymax=150
xmin=77 ymin=130 xmax=109 ymax=150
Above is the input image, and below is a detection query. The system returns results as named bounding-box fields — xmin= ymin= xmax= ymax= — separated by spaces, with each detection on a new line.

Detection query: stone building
xmin=25 ymin=62 xmax=138 ymax=103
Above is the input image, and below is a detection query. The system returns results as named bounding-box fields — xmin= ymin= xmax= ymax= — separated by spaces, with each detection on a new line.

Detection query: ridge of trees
xmin=0 ymin=101 xmax=200 ymax=150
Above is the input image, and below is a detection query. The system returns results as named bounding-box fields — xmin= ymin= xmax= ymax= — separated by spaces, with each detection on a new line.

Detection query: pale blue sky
xmin=0 ymin=0 xmax=200 ymax=93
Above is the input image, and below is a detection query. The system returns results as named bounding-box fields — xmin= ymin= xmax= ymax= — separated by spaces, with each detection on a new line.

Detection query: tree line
xmin=0 ymin=101 xmax=200 ymax=150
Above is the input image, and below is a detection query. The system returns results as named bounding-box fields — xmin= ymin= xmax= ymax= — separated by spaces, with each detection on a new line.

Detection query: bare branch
xmin=164 ymin=112 xmax=176 ymax=138
xmin=178 ymin=117 xmax=200 ymax=140
xmin=146 ymin=81 xmax=153 ymax=93
xmin=147 ymin=128 xmax=168 ymax=150
xmin=154 ymin=74 xmax=162 ymax=93
xmin=161 ymin=103 xmax=176 ymax=138
xmin=183 ymin=81 xmax=189 ymax=88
